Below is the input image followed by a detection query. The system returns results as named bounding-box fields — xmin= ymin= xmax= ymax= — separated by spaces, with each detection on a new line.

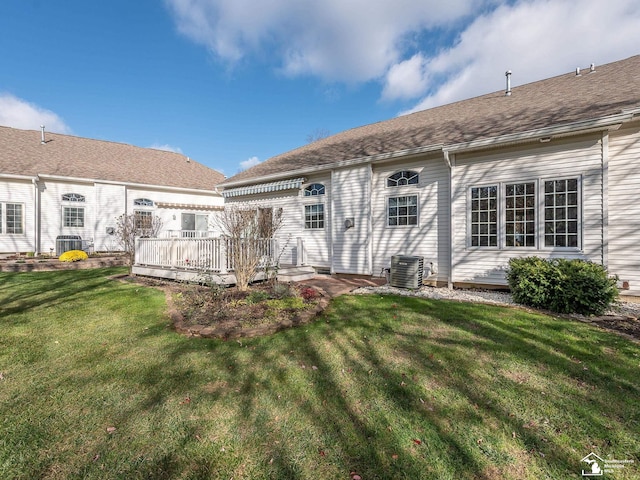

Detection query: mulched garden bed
xmin=121 ymin=276 xmax=328 ymax=339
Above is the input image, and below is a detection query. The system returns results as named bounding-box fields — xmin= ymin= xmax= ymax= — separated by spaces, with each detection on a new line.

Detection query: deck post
xmin=170 ymin=238 xmax=177 ymax=269
xmin=296 ymin=237 xmax=304 ymax=266
xmin=219 ymin=238 xmax=228 ymax=274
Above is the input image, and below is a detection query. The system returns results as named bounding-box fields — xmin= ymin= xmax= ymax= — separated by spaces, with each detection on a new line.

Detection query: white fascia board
xmin=35 ymin=174 xmax=222 ymax=196
xmin=0 ymin=173 xmax=39 ymax=181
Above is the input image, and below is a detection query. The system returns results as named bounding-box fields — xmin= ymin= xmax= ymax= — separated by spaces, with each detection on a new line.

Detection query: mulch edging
xmin=0 ymin=256 xmax=126 ymax=272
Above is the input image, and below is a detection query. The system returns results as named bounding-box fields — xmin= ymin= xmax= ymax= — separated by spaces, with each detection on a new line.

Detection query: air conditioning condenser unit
xmin=390 ymin=255 xmax=424 ymax=289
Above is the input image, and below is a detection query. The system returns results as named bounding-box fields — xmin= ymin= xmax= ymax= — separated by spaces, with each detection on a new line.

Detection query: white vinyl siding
xmin=331 ymin=166 xmax=370 ymax=274
xmin=0 ymin=179 xmax=35 ymax=252
xmin=608 ymin=124 xmax=640 ymax=296
xmin=372 ymin=155 xmax=450 ymax=283
xmin=452 ymin=136 xmax=602 ymax=286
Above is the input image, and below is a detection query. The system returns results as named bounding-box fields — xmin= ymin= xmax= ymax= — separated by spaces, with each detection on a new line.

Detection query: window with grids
xmin=2 ymin=203 xmax=24 ymax=234
xmin=388 ymin=195 xmax=418 ymax=226
xmin=304 ymin=184 xmax=325 ymax=196
xmin=63 ymin=207 xmax=84 ymax=227
xmin=304 ymin=204 xmax=324 ymax=229
xmin=387 ymin=170 xmax=419 ymax=187
xmin=470 ymin=186 xmax=497 ymax=247
xmin=505 ymin=182 xmax=536 ymax=247
xmin=61 ymin=193 xmax=85 ymax=202
xmin=544 ymin=178 xmax=579 ymax=247
xmin=134 ymin=198 xmax=154 ymax=207
xmin=135 ymin=210 xmax=153 ymax=230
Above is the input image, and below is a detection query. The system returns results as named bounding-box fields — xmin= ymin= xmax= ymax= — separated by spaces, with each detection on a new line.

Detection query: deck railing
xmin=135 ymin=236 xmax=278 ymax=273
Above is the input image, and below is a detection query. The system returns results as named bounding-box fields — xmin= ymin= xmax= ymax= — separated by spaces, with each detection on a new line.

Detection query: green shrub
xmin=506 ymin=257 xmax=618 ymax=315
xmin=59 ymin=250 xmax=88 ymax=262
xmin=246 ymin=290 xmax=270 ymax=304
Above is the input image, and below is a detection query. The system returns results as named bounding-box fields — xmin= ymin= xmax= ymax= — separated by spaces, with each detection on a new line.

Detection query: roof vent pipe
xmin=40 ymin=125 xmax=46 ymax=145
xmin=576 ymin=67 xmax=581 ymax=76
xmin=590 ymin=63 xmax=596 ymax=72
xmin=505 ymin=70 xmax=512 ymax=96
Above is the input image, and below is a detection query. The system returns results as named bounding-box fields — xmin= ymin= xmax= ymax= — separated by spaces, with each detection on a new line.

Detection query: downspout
xmin=32 ymin=176 xmax=40 ymax=255
xmin=443 ymin=150 xmax=454 ymax=289
xmin=329 ymin=169 xmax=335 ymax=274
xmin=601 ymin=131 xmax=609 ymax=268
xmin=367 ymin=163 xmax=373 ymax=275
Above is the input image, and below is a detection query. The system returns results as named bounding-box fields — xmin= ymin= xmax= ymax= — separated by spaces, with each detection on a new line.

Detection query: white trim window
xmin=134 ymin=210 xmax=153 ymax=230
xmin=304 ymin=183 xmax=325 ymax=196
xmin=61 ymin=193 xmax=86 ymax=228
xmin=387 ymin=170 xmax=419 ymax=187
xmin=388 ymin=195 xmax=418 ymax=226
xmin=505 ymin=182 xmax=536 ymax=247
xmin=305 ymin=204 xmax=325 ymax=229
xmin=470 ymin=186 xmax=498 ymax=247
xmin=387 ymin=170 xmax=419 ymax=227
xmin=134 ymin=198 xmax=154 ymax=207
xmin=544 ymin=178 xmax=579 ymax=248
xmin=0 ymin=202 xmax=24 ymax=234
xmin=304 ymin=183 xmax=325 ymax=229
xmin=468 ymin=177 xmax=580 ymax=249
xmin=63 ymin=207 xmax=85 ymax=227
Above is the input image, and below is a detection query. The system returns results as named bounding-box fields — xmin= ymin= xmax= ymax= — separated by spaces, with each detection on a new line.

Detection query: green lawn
xmin=0 ymin=268 xmax=638 ymax=479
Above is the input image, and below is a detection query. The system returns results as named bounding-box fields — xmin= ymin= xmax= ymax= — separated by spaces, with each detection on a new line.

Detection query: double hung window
xmin=0 ymin=203 xmax=24 ymax=234
xmin=62 ymin=193 xmax=85 ymax=227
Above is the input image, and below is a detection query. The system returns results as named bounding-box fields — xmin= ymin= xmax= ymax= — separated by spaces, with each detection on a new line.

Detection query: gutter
xmin=445 ymin=110 xmax=637 ymax=153
xmin=35 ymin=174 xmax=222 ymax=196
xmin=0 ymin=173 xmax=39 ymax=181
xmin=443 ymin=150 xmax=453 ymax=289
xmin=32 ymin=176 xmax=40 ymax=255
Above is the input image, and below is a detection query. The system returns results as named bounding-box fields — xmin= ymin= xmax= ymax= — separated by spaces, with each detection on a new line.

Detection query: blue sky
xmin=1 ymin=0 xmax=639 ymax=177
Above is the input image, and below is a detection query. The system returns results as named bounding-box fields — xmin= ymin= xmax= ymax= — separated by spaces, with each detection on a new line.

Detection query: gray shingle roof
xmin=223 ymin=54 xmax=640 ymax=186
xmin=0 ymin=127 xmax=224 ymax=191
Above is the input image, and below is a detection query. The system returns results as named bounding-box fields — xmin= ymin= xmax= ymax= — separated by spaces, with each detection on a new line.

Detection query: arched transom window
xmin=304 ymin=183 xmax=325 ymax=196
xmin=387 ymin=170 xmax=419 ymax=187
xmin=61 ymin=193 xmax=85 ymax=202
xmin=133 ymin=198 xmax=154 ymax=207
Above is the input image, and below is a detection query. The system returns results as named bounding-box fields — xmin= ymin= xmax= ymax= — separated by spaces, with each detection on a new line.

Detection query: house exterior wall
xmin=451 ymin=135 xmax=604 ymax=286
xmin=124 ymin=186 xmax=223 ymax=236
xmin=331 ymin=165 xmax=371 ymax=274
xmin=95 ymin=183 xmax=126 ymax=251
xmin=371 ymin=155 xmax=450 ymax=283
xmin=608 ymin=123 xmax=640 ymax=296
xmin=0 ymin=178 xmax=36 ymax=253
xmin=0 ymin=177 xmax=223 ymax=255
xmin=225 ymin=190 xmax=303 ymax=266
xmin=39 ymin=179 xmax=96 ymax=254
xmin=300 ymin=174 xmax=331 ymax=268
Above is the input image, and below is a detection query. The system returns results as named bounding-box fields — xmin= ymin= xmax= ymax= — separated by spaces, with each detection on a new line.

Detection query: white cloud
xmin=0 ymin=93 xmax=71 ymax=133
xmin=240 ymin=156 xmax=261 ymax=170
xmin=381 ymin=53 xmax=430 ymax=101
xmin=400 ymin=0 xmax=640 ymax=113
xmin=148 ymin=143 xmax=184 ymax=154
xmin=166 ymin=0 xmax=640 ymax=114
xmin=165 ymin=0 xmax=484 ymax=82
